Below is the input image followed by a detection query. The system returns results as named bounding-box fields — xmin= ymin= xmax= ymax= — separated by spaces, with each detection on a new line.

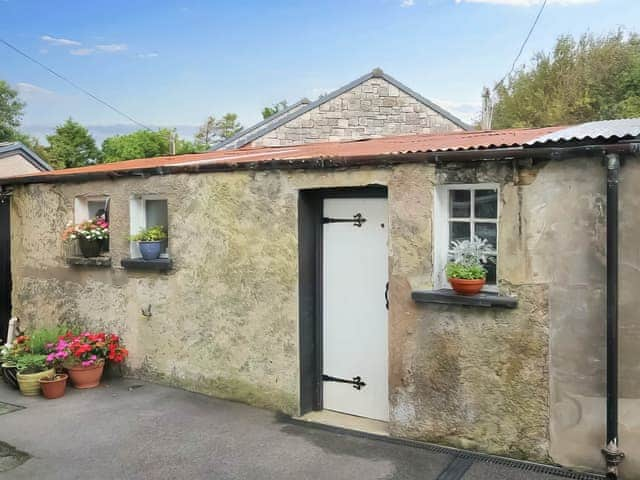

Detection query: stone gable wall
xmin=250 ymin=77 xmax=463 ymax=147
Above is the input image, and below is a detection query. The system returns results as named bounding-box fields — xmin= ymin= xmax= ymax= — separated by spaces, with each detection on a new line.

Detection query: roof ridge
xmin=212 ymin=68 xmax=472 ymax=150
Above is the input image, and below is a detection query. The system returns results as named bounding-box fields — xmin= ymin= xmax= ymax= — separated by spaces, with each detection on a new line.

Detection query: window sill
xmin=121 ymin=258 xmax=173 ymax=272
xmin=66 ymin=256 xmax=112 ymax=268
xmin=412 ymin=289 xmax=517 ymax=309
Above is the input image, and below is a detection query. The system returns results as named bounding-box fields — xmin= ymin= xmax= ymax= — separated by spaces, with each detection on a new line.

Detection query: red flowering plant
xmin=46 ymin=331 xmax=128 ymax=368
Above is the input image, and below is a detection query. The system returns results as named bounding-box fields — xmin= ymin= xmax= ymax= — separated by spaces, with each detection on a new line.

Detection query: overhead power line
xmin=495 ymin=0 xmax=548 ymax=89
xmin=0 ymin=37 xmax=152 ymax=130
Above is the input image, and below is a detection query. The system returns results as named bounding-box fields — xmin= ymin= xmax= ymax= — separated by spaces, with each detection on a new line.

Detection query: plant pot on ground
xmin=129 ymin=225 xmax=167 ymax=260
xmin=16 ymin=354 xmax=55 ymax=396
xmin=445 ymin=236 xmax=494 ymax=296
xmin=54 ymin=331 xmax=128 ymax=389
xmin=39 ymin=373 xmax=68 ymax=399
xmin=1 ymin=362 xmax=19 ymax=390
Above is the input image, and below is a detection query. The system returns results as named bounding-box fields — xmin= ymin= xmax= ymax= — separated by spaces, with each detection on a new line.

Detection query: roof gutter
xmin=2 ymin=142 xmax=639 ymax=187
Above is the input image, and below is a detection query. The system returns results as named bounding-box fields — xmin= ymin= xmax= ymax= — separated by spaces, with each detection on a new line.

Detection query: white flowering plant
xmin=445 ymin=236 xmax=495 ymax=280
xmin=62 ymin=218 xmax=109 ymax=242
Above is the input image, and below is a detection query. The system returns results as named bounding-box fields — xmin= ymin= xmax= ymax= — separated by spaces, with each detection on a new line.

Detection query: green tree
xmin=0 ymin=80 xmax=26 ymax=142
xmin=261 ymin=100 xmax=288 ymax=120
xmin=194 ymin=116 xmax=218 ymax=148
xmin=102 ymin=129 xmax=170 ymax=163
xmin=492 ymin=31 xmax=640 ymax=129
xmin=217 ymin=113 xmax=242 ymax=139
xmin=46 ymin=118 xmax=99 ymax=169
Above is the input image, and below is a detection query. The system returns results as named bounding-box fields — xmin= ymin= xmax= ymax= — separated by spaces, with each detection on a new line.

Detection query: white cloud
xmin=401 ymin=0 xmax=415 ymax=6
xmin=137 ymin=52 xmax=159 ymax=58
xmin=96 ymin=43 xmax=128 ymax=53
xmin=432 ymin=98 xmax=482 ymax=123
xmin=41 ymin=35 xmax=81 ymax=47
xmin=70 ymin=48 xmax=94 ymax=56
xmin=455 ymin=0 xmax=598 ymax=4
xmin=15 ymin=82 xmax=54 ymax=96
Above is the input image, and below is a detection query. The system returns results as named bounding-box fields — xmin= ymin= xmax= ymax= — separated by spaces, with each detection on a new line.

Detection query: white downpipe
xmin=5 ymin=317 xmax=17 ymax=345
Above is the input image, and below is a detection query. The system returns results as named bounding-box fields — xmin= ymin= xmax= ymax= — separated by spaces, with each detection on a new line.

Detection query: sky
xmin=1 ymin=0 xmax=638 ymax=143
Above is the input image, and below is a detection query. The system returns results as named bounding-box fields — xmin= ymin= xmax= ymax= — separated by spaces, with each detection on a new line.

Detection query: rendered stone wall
xmin=11 ymin=157 xmax=640 ymax=476
xmin=250 ymin=76 xmax=463 ymax=147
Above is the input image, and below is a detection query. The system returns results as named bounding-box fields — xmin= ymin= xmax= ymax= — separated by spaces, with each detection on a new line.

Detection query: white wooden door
xmin=322 ymin=197 xmax=389 ymax=421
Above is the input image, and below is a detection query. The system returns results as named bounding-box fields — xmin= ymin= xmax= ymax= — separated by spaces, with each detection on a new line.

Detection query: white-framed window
xmin=433 ymin=184 xmax=499 ymax=291
xmin=129 ymin=195 xmax=169 ymax=258
xmin=73 ymin=195 xmax=110 ymax=251
xmin=74 ymin=195 xmax=110 ymax=224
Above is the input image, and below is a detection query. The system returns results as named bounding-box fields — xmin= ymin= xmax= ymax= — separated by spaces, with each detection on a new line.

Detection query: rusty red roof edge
xmin=3 ymin=125 xmax=568 ymax=183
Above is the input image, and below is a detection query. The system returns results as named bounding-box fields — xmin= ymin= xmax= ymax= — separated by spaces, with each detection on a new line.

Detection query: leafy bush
xmin=16 ymin=353 xmax=47 ymax=374
xmin=28 ymin=325 xmax=74 ymax=354
xmin=129 ymin=225 xmax=167 ymax=242
xmin=445 ymin=263 xmax=486 ymax=280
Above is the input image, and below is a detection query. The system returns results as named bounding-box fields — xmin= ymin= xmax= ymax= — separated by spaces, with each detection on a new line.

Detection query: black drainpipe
xmin=602 ymin=153 xmax=624 ymax=479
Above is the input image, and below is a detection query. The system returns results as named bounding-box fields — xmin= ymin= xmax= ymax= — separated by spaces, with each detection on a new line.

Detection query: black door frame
xmin=298 ymin=185 xmax=388 ymax=415
xmin=0 ymin=192 xmax=11 ymax=343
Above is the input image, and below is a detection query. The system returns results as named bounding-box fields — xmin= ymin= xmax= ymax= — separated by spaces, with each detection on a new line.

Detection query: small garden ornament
xmin=446 ymin=236 xmax=495 ymax=296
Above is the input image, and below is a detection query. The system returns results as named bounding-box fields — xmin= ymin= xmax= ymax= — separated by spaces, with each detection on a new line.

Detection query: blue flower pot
xmin=138 ymin=241 xmax=162 ymax=260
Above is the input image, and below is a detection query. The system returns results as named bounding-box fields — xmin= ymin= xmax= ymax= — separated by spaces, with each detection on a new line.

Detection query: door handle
xmin=385 ymin=282 xmax=389 ymax=310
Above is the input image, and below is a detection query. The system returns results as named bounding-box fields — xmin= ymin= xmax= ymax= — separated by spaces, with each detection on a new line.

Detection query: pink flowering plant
xmin=62 ymin=218 xmax=109 ymax=242
xmin=45 ymin=331 xmax=128 ymax=369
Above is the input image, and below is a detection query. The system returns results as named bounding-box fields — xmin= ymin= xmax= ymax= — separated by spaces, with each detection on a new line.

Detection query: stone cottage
xmin=0 ymin=142 xmax=50 ymax=179
xmin=2 ymin=119 xmax=640 ymax=478
xmin=212 ymin=68 xmax=470 ymax=150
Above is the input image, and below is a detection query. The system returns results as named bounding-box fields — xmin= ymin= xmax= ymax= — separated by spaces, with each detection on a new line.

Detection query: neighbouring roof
xmin=0 ymin=142 xmax=52 ymax=171
xmin=528 ymin=118 xmax=640 ymax=145
xmin=211 ymin=68 xmax=472 ymax=151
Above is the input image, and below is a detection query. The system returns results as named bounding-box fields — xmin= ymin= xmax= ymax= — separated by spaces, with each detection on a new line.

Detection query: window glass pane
xmin=449 ymin=221 xmax=470 ymax=244
xmin=475 ymin=222 xmax=497 ymax=248
xmin=145 ymin=200 xmax=168 ymax=254
xmin=484 ymin=261 xmax=497 ymax=285
xmin=474 ymin=189 xmax=497 ymax=219
xmin=88 ymin=200 xmax=108 ymax=220
xmin=449 ymin=190 xmax=470 ymax=218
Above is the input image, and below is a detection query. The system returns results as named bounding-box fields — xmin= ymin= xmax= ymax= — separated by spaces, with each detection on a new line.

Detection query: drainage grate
xmin=284 ymin=416 xmax=605 ymax=480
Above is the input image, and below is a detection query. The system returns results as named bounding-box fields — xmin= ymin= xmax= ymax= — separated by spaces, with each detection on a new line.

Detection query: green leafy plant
xmin=28 ymin=325 xmax=72 ymax=354
xmin=129 ymin=225 xmax=167 ymax=242
xmin=445 ymin=236 xmax=494 ymax=280
xmin=16 ymin=353 xmax=47 ymax=374
xmin=445 ymin=263 xmax=487 ymax=280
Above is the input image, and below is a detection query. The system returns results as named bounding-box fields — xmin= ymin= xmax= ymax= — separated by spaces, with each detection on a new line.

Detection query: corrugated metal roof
xmin=527 ymin=118 xmax=640 ymax=145
xmin=14 ymin=126 xmax=563 ymax=179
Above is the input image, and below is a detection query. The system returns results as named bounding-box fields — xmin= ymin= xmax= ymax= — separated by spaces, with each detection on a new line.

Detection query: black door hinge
xmin=322 ymin=374 xmax=366 ymax=390
xmin=322 ymin=213 xmax=366 ymax=227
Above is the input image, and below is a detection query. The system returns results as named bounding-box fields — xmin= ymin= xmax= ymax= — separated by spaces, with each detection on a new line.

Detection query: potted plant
xmin=62 ymin=217 xmax=109 ymax=258
xmin=129 ymin=225 xmax=167 ymax=260
xmin=16 ymin=353 xmax=55 ymax=396
xmin=39 ymin=373 xmax=68 ymax=399
xmin=0 ymin=336 xmax=28 ymax=390
xmin=60 ymin=331 xmax=128 ymax=389
xmin=445 ymin=236 xmax=495 ymax=296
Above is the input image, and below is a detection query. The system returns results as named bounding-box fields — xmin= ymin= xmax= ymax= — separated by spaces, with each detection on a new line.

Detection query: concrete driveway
xmin=0 ymin=379 xmax=600 ymax=480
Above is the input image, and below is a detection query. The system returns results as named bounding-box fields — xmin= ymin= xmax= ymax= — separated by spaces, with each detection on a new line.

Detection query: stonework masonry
xmin=250 ymin=77 xmax=463 ymax=147
xmin=8 ymin=157 xmax=640 ymax=478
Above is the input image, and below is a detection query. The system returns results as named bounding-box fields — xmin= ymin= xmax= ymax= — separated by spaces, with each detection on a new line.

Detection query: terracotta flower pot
xmin=67 ymin=361 xmax=104 ymax=389
xmin=449 ymin=278 xmax=485 ymax=296
xmin=17 ymin=368 xmax=56 ymax=396
xmin=39 ymin=374 xmax=68 ymax=399
xmin=1 ymin=362 xmax=19 ymax=390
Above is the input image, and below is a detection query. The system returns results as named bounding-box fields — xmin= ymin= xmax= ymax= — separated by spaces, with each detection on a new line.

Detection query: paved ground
xmin=0 ymin=379 xmax=598 ymax=480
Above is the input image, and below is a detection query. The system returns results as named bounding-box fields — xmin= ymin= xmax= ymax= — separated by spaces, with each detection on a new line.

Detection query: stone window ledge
xmin=66 ymin=256 xmax=111 ymax=268
xmin=121 ymin=258 xmax=173 ymax=272
xmin=412 ymin=289 xmax=518 ymax=309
